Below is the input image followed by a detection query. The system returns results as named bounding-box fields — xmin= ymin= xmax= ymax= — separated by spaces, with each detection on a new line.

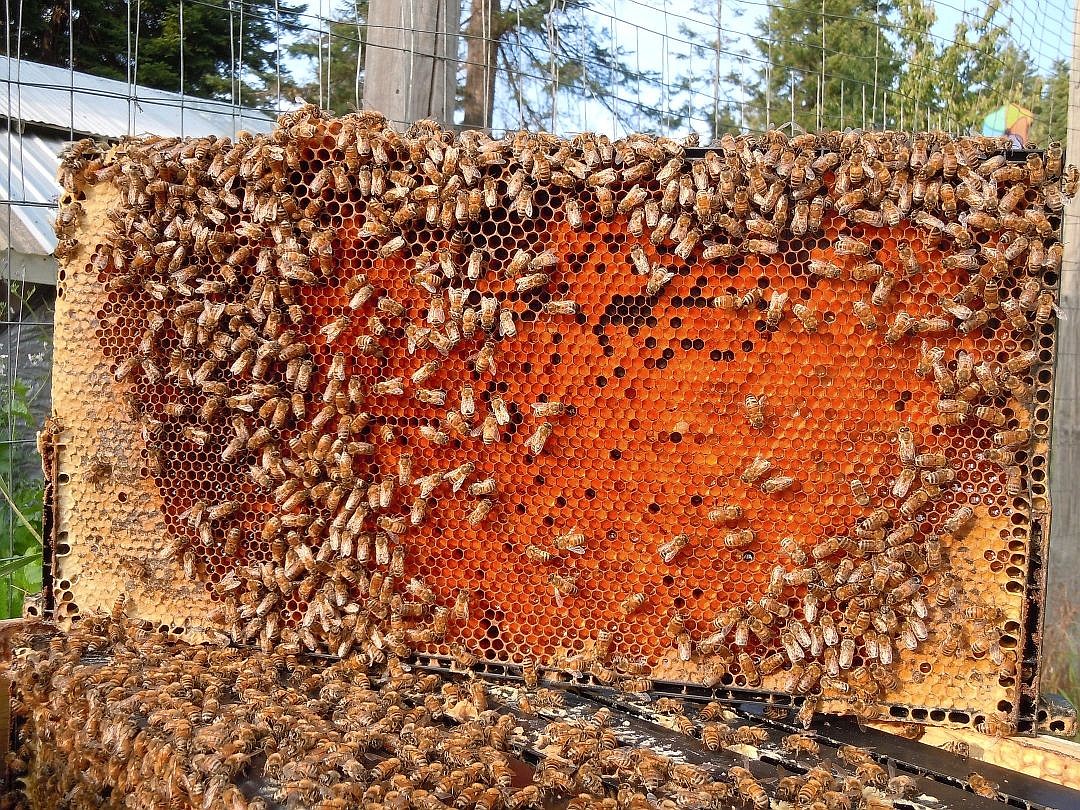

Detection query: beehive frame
xmin=46 ymin=110 xmax=1071 ymax=733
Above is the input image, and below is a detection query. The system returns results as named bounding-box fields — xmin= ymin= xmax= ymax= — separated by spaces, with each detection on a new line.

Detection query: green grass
xmin=0 ymin=380 xmax=43 ymax=619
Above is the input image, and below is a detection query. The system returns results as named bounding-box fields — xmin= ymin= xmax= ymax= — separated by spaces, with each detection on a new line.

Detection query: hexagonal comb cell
xmin=50 ymin=112 xmax=1068 ymax=731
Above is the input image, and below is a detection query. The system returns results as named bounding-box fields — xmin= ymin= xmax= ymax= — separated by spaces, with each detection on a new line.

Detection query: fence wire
xmin=0 ymin=0 xmax=1075 ymax=692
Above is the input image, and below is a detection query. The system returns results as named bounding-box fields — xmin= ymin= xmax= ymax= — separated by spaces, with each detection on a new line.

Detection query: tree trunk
xmin=363 ymin=0 xmax=460 ymax=129
xmin=461 ymin=0 xmax=500 ymax=130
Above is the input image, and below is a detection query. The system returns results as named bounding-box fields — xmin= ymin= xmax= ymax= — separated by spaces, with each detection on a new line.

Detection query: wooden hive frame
xmin=41 ymin=110 xmax=1073 ymax=734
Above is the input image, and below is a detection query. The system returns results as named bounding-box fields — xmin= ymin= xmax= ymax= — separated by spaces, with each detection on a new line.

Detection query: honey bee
xmin=744 ymin=394 xmax=766 ymax=429
xmin=730 ymin=768 xmax=769 ymax=810
xmin=658 ymin=533 xmax=689 ymax=563
xmin=621 ymin=592 xmax=647 ymax=617
xmin=780 ymin=536 xmax=808 ymax=566
xmin=871 ymin=272 xmax=897 ymax=307
xmin=708 ymin=504 xmax=742 ymax=524
xmin=645 ymin=266 xmax=675 ymax=297
xmin=724 ymin=529 xmax=754 ymax=549
xmin=525 ymin=422 xmax=553 ymax=455
xmin=809 ymin=259 xmax=842 ymax=279
xmin=792 ymin=303 xmax=819 ymax=332
xmin=741 ymin=455 xmax=773 ymax=484
xmin=469 ymin=477 xmax=497 ymax=496
xmin=467 ymin=498 xmax=494 ymax=526
xmin=552 ymin=531 xmax=585 ymax=554
xmin=525 ymin=544 xmax=555 ymax=564
xmin=848 ymin=478 xmax=871 ymax=506
xmin=765 ymin=291 xmax=788 ymax=328
xmin=761 ymin=475 xmax=795 ymax=494
xmin=968 ymin=772 xmax=999 ymax=799
xmin=852 ymin=299 xmax=878 ymax=330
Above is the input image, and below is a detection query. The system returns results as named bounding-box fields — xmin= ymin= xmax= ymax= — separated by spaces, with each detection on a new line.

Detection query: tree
xmin=289 ymin=1 xmax=369 ymax=114
xmin=742 ymin=0 xmax=903 ymax=132
xmin=662 ymin=3 xmax=753 ymax=141
xmin=459 ymin=0 xmax=661 ymax=132
xmin=3 ymin=0 xmax=304 ymax=105
xmin=1029 ymin=59 xmax=1068 ymax=145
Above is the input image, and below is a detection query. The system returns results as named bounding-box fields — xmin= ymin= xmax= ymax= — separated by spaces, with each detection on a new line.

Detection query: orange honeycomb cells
xmin=55 ymin=113 xmax=1066 ymax=727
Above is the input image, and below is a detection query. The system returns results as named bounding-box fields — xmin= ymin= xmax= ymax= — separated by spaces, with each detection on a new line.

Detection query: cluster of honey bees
xmin=4 ymin=616 xmax=994 ymax=809
xmin=54 ymin=105 xmax=1071 ymax=730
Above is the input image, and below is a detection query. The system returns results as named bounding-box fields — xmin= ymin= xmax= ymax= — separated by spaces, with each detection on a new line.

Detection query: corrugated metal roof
xmin=0 ymin=129 xmax=65 ymax=257
xmin=0 ymin=56 xmax=276 ymax=139
xmin=0 ymin=57 xmax=278 ymax=265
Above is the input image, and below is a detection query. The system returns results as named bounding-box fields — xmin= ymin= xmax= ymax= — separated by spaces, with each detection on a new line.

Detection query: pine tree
xmin=743 ymin=0 xmax=903 ymax=132
xmin=4 ymin=0 xmax=304 ymax=105
xmin=289 ymin=1 xmax=369 ymax=114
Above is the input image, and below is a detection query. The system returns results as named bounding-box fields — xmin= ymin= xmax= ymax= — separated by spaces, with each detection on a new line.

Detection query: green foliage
xmin=2 ymin=0 xmax=305 ymax=105
xmin=288 ymin=1 xmax=369 ymax=115
xmin=743 ymin=0 xmax=903 ymax=132
xmin=0 ymin=382 xmax=43 ymax=620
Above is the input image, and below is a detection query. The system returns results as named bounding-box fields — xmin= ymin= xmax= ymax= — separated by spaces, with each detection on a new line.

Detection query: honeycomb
xmin=48 ymin=114 xmax=1072 ymax=732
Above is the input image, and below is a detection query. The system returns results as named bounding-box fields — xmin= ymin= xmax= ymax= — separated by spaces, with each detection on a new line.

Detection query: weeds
xmin=0 ymin=380 xmax=43 ymax=618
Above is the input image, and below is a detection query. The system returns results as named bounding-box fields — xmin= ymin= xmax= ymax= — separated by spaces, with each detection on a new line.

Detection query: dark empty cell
xmin=614 ymin=365 xmax=626 ymax=379
xmin=690 ymin=495 xmax=703 ymax=506
xmin=575 ymin=312 xmax=587 ymax=326
xmin=522 ymin=362 xmax=532 ymax=374
xmin=628 ymin=325 xmax=639 ymax=337
xmin=696 ymin=275 xmax=709 ymax=286
xmin=610 ymin=449 xmax=622 ymax=460
xmin=648 ymin=502 xmax=661 ymax=514
xmin=552 ymin=332 xmax=563 ymax=345
xmin=585 ymin=488 xmax=596 ymax=499
xmin=656 ymin=358 xmax=668 ymax=370
xmin=645 ymin=337 xmax=657 ymax=349
xmin=672 ymin=296 xmax=684 ymax=306
xmin=551 ymin=354 xmax=561 ymax=365
xmin=757 ymin=276 xmax=770 ymax=289
xmin=692 ymin=338 xmax=704 ymax=350
xmin=646 ymin=316 xmax=658 ymax=327
xmin=593 ymin=324 xmax=606 ymax=337
xmin=542 ymin=515 xmax=554 ymax=526
xmin=596 ymin=376 xmax=608 ymax=388
xmin=555 ymin=496 xmax=567 ymax=508
xmin=603 ymin=345 xmax=614 ymax=357
xmin=534 ymin=475 xmax=546 ymax=485
xmin=727 ymin=265 xmax=739 ymax=276
xmin=584 ymin=242 xmax=596 ymax=254
xmin=710 ymin=349 xmax=724 ymax=361
xmin=520 ymin=309 xmax=537 ymax=322
xmin=689 ymin=286 xmax=702 ymax=297
xmin=680 ymin=338 xmax=693 ymax=350
xmin=742 ymin=340 xmax=755 ymax=352
xmin=595 ymin=263 xmax=607 ymax=275
xmin=669 ymin=432 xmax=682 ymax=443
xmin=900 ymin=390 xmax=913 ymax=401
xmin=662 ymin=348 xmax=675 ymax=360
xmin=598 ymin=333 xmax=610 ymax=346
xmin=670 ymin=317 xmax=683 ymax=329
xmin=894 ymin=400 xmax=905 ymax=412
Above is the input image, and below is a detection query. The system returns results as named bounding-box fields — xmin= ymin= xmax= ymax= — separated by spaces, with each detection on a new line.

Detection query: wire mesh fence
xmin=0 ymin=0 xmax=1076 ymax=691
